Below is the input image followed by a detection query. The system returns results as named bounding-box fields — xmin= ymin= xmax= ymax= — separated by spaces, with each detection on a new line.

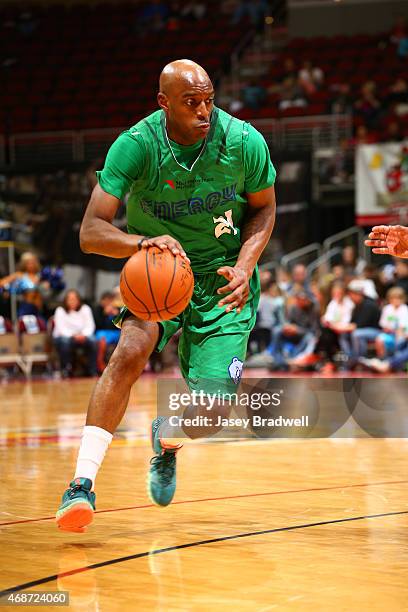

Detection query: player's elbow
xmin=79 ymin=224 xmax=93 ymax=254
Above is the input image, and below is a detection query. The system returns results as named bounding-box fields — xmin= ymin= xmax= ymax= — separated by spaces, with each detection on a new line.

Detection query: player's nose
xmin=196 ymin=101 xmax=209 ymax=121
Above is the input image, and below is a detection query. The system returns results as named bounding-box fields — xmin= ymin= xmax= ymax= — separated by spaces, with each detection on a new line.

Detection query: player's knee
xmin=109 ymin=336 xmax=152 ymax=376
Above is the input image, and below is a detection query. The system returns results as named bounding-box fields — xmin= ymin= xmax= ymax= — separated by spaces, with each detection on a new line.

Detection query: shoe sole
xmin=56 ymin=502 xmax=94 ymax=533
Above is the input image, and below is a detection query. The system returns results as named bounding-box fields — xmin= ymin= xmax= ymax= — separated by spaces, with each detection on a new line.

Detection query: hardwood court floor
xmin=1 ymin=373 xmax=408 ymax=611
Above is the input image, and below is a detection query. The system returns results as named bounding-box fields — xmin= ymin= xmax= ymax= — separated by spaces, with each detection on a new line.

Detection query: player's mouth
xmin=196 ymin=122 xmax=210 ymax=132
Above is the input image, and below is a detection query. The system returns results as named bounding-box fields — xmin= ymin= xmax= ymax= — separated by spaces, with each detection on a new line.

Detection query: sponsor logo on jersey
xmin=213 ymin=209 xmax=238 ymax=238
xmin=228 ymin=357 xmax=243 ymax=384
xmin=140 ymin=183 xmax=237 ymax=221
xmin=165 ymin=180 xmax=176 ymax=189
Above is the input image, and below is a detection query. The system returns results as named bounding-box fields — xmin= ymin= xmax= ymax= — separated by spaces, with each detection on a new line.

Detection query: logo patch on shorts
xmin=228 ymin=357 xmax=243 ymax=384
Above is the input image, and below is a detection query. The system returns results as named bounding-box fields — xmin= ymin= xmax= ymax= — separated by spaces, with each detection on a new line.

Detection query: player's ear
xmin=158 ymin=92 xmax=169 ymax=112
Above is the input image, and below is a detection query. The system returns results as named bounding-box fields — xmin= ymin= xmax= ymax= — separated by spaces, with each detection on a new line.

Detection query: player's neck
xmin=165 ymin=122 xmax=203 ymax=146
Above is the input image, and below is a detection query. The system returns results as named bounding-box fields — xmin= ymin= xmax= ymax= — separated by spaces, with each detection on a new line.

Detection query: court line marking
xmin=1 ymin=509 xmax=407 ymax=596
xmin=1 ymin=478 xmax=407 ymax=527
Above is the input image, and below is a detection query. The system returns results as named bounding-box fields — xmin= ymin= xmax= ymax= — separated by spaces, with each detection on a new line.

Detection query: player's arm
xmin=80 ymin=184 xmax=143 ymax=258
xmin=236 ymin=186 xmax=276 ymax=275
xmin=80 ymin=131 xmax=188 ymax=259
xmin=217 ymin=187 xmax=276 ymax=313
xmin=80 ymin=186 xmax=188 ymax=259
xmin=217 ymin=123 xmax=276 ymax=313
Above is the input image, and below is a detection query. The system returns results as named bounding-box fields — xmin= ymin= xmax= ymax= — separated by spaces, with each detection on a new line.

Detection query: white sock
xmin=74 ymin=425 xmax=113 ymax=487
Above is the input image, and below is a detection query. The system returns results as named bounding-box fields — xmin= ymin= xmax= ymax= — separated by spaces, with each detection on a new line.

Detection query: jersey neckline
xmin=160 ymin=108 xmax=219 ymax=173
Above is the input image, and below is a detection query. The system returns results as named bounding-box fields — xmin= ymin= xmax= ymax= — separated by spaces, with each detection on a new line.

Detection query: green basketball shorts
xmin=115 ymin=267 xmax=260 ymax=394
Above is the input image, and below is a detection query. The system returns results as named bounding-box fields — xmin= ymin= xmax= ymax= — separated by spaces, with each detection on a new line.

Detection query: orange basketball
xmin=119 ymin=246 xmax=194 ymax=321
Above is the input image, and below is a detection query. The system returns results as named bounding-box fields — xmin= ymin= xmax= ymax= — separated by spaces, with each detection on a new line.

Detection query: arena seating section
xmin=236 ymin=33 xmax=408 ymax=127
xmin=1 ymin=2 xmax=247 ymax=134
xmin=2 ymin=5 xmax=407 ymax=135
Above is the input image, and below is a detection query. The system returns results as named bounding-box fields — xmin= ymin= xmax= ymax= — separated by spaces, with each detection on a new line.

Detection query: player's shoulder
xmin=217 ymin=106 xmax=262 ymax=139
xmin=215 ymin=106 xmax=248 ymax=134
xmin=241 ymin=120 xmax=266 ymax=144
xmin=110 ymin=123 xmax=149 ymax=160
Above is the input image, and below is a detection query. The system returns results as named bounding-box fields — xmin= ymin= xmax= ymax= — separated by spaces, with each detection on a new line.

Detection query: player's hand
xmin=216 ymin=266 xmax=250 ymax=313
xmin=365 ymin=225 xmax=408 ymax=259
xmin=141 ymin=235 xmax=190 ymax=263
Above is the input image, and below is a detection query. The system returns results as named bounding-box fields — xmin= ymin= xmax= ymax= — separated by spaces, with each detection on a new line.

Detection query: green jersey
xmin=97 ymin=106 xmax=276 ymax=273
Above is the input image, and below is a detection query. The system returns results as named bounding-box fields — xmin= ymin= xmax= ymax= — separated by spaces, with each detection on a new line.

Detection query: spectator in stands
xmin=249 ymin=273 xmax=285 ymax=354
xmin=386 ymin=78 xmax=408 ymax=116
xmin=278 ymin=77 xmax=307 ymax=111
xmin=397 ymin=35 xmax=408 ymax=59
xmin=322 ymin=138 xmax=354 ymax=185
xmin=393 ymin=259 xmax=408 ymax=295
xmin=375 ymin=287 xmax=408 ymax=359
xmin=382 ymin=120 xmax=405 ymax=143
xmin=271 ymin=290 xmax=320 ymax=370
xmin=139 ymin=0 xmax=169 ymax=32
xmin=341 ymin=245 xmax=366 ymax=278
xmin=338 ymin=279 xmax=381 ymax=366
xmin=390 ymin=16 xmax=407 ymax=47
xmin=354 ymin=81 xmax=381 ymax=129
xmin=232 ymin=0 xmax=269 ymax=29
xmin=17 ymin=9 xmax=38 ymax=37
xmin=349 ymin=125 xmax=377 ymax=147
xmin=360 ymin=263 xmax=384 ymax=300
xmin=314 ymin=281 xmax=354 ymax=373
xmin=286 ymin=263 xmax=311 ymax=296
xmin=298 ymin=60 xmax=324 ymax=96
xmin=167 ymin=1 xmax=181 ymax=30
xmin=242 ymin=80 xmax=267 ymax=110
xmin=181 ymin=2 xmax=207 ymax=20
xmin=0 ymin=251 xmax=45 ymax=318
xmin=53 ymin=290 xmax=97 ymax=378
xmin=93 ymin=291 xmax=121 ymax=373
xmin=281 ymin=58 xmax=297 ymax=82
xmin=330 ymin=83 xmax=353 ymax=115
xmin=360 ymin=338 xmax=408 ymax=373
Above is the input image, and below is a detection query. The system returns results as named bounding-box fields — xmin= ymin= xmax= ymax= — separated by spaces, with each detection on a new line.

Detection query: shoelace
xmin=150 ymin=453 xmax=176 ymax=485
xmin=69 ymin=484 xmax=88 ymax=498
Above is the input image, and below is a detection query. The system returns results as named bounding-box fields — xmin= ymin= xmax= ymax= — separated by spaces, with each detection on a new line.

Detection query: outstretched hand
xmin=217 ymin=266 xmax=250 ymax=314
xmin=365 ymin=225 xmax=408 ymax=259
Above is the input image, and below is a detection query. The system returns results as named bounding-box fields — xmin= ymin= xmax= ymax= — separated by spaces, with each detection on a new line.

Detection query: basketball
xmin=119 ymin=246 xmax=194 ymax=321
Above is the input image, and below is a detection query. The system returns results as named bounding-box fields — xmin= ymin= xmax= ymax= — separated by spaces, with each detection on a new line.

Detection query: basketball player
xmin=365 ymin=225 xmax=408 ymax=259
xmin=56 ymin=60 xmax=276 ymax=532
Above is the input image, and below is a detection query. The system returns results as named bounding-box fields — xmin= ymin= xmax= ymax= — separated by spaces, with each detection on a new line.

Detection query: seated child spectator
xmin=375 ymin=287 xmax=408 ymax=358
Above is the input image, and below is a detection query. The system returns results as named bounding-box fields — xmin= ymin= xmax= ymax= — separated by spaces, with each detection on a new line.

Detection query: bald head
xmin=157 ymin=59 xmax=215 ymax=145
xmin=159 ymin=59 xmax=212 ymax=95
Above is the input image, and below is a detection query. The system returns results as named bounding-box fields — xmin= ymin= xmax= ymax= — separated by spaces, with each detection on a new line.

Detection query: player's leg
xmin=56 ymin=316 xmax=159 ymax=532
xmin=147 ymin=317 xmax=183 ymax=507
xmin=148 ymin=269 xmax=260 ymax=507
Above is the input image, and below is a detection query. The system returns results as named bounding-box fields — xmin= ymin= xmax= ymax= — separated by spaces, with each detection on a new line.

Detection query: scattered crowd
xmin=1 ymin=245 xmax=408 ymax=378
xmin=233 ymin=17 xmax=408 ymax=145
xmin=135 ymin=0 xmax=270 ymax=33
xmin=0 ymin=252 xmax=122 ymax=377
xmin=247 ymin=246 xmax=408 ymax=374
